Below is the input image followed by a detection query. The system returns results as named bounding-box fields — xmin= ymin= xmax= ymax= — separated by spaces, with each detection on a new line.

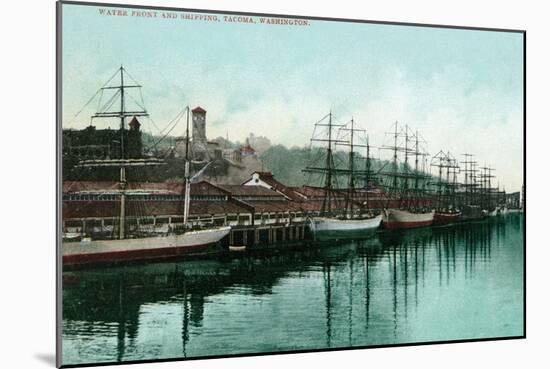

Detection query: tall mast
xmin=120 ymin=66 xmax=125 ymax=159
xmin=303 ymin=112 xmax=348 ymax=215
xmin=393 ymin=122 xmax=398 ymax=192
xmin=325 ymin=112 xmax=333 ymax=213
xmin=347 ymin=118 xmax=355 ymax=214
xmin=414 ymin=130 xmax=419 ymax=192
xmin=430 ymin=151 xmax=445 ymax=211
xmin=381 ymin=123 xmax=429 ymax=211
xmin=438 ymin=154 xmax=443 ymax=209
xmin=403 ymin=125 xmax=409 ymax=193
xmin=479 ymin=166 xmax=487 ymax=209
xmin=461 ymin=154 xmax=476 ymax=206
xmin=479 ymin=166 xmax=495 ymax=209
xmin=447 ymin=152 xmax=458 ymax=209
xmin=336 ymin=118 xmax=369 ymax=215
xmin=183 ymin=106 xmax=191 ymax=226
xmin=94 ymin=66 xmax=149 ymax=239
xmin=445 ymin=152 xmax=450 ymax=196
xmin=365 ymin=135 xmax=371 ymax=210
xmin=78 ymin=66 xmax=163 ymax=239
xmin=452 ymin=155 xmax=458 ymax=208
xmin=471 ymin=161 xmax=478 ymax=206
xmin=119 ymin=66 xmax=126 ymax=239
xmin=365 ymin=135 xmax=371 ymax=187
xmin=380 ymin=121 xmax=401 ymax=209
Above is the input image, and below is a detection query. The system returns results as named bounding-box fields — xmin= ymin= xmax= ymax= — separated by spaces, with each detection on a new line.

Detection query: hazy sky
xmin=62 ymin=3 xmax=524 ymax=191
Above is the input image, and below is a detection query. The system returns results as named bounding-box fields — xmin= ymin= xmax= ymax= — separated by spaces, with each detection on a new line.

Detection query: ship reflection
xmin=62 ymin=215 xmax=520 ymax=362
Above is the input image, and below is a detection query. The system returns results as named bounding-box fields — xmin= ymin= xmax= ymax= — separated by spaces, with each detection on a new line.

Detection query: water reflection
xmin=62 ymin=214 xmax=524 ymax=365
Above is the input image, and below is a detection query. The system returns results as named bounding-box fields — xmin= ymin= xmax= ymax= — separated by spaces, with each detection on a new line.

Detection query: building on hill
xmin=174 ymin=106 xmax=238 ymax=163
xmin=171 ymin=106 xmax=265 ymax=184
xmin=222 ymin=149 xmax=242 ymax=163
xmin=246 ymin=133 xmax=271 ymax=154
xmin=240 ymin=138 xmax=256 ymax=157
xmin=63 ymin=116 xmax=143 ymax=160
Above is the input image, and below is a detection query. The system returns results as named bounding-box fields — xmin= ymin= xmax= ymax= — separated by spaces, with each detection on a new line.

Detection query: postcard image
xmin=57 ymin=1 xmax=525 ymax=367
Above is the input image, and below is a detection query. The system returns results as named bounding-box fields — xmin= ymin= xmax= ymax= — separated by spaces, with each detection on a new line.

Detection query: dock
xmin=228 ymin=222 xmax=310 ymax=248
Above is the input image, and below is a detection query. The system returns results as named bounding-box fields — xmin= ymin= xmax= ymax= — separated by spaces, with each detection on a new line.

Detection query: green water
xmin=61 ymin=214 xmax=524 ymax=366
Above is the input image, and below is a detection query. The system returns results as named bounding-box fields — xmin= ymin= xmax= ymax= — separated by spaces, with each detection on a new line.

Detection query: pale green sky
xmin=61 ymin=3 xmax=524 ymax=191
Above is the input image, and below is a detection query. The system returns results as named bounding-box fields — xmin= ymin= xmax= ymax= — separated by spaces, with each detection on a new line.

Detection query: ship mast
xmin=430 ymin=151 xmax=458 ymax=211
xmin=183 ymin=106 xmax=191 ymax=226
xmin=119 ymin=66 xmax=127 ymax=239
xmin=479 ymin=166 xmax=495 ymax=210
xmin=304 ymin=113 xmax=375 ymax=217
xmin=414 ymin=129 xmax=420 ymax=209
xmin=326 ymin=112 xmax=334 ymax=213
xmin=451 ymin=153 xmax=459 ymax=208
xmin=303 ymin=112 xmax=346 ymax=215
xmin=412 ymin=131 xmax=429 ymax=209
xmin=414 ymin=130 xmax=419 ymax=192
xmin=79 ymin=66 xmax=163 ymax=240
xmin=106 ymin=66 xmax=149 ymax=239
xmin=461 ymin=154 xmax=477 ymax=207
xmin=430 ymin=151 xmax=445 ymax=211
xmin=379 ymin=121 xmax=401 ymax=209
xmin=381 ymin=122 xmax=429 ymax=212
xmin=365 ymin=135 xmax=371 ymax=210
xmin=403 ymin=125 xmax=409 ymax=201
xmin=393 ymin=122 xmax=398 ymax=193
xmin=348 ymin=117 xmax=355 ymax=213
xmin=338 ymin=118 xmax=367 ymax=217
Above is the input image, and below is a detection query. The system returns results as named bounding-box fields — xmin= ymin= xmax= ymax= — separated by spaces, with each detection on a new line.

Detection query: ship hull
xmin=383 ymin=209 xmax=435 ymax=230
xmin=310 ymin=215 xmax=382 ymax=240
xmin=63 ymin=226 xmax=231 ymax=266
xmin=433 ymin=211 xmax=462 ymax=225
xmin=311 ymin=215 xmax=383 ymax=231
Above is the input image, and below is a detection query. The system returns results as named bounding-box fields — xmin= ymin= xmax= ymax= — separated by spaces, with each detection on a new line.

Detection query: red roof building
xmin=239 ymin=138 xmax=256 ymax=157
xmin=62 ymin=180 xmax=304 ymax=223
xmin=191 ymin=106 xmax=206 ymax=114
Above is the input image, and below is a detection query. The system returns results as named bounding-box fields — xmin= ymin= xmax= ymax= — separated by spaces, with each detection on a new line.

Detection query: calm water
xmin=62 ymin=214 xmax=524 ymax=366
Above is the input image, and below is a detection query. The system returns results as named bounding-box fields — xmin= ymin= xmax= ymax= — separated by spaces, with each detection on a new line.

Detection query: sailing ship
xmin=430 ymin=151 xmax=461 ymax=225
xmin=380 ymin=122 xmax=434 ymax=229
xmin=458 ymin=154 xmax=485 ymax=221
xmin=62 ymin=67 xmax=230 ymax=265
xmin=478 ymin=165 xmax=498 ymax=217
xmin=303 ymin=112 xmax=383 ymax=237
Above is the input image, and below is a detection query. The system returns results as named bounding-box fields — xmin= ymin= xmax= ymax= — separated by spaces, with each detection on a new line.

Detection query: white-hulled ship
xmin=62 ymin=67 xmax=230 ymax=265
xmin=309 ymin=215 xmax=383 ymax=233
xmin=303 ymin=112 xmax=382 ymax=237
xmin=63 ymin=226 xmax=231 ymax=266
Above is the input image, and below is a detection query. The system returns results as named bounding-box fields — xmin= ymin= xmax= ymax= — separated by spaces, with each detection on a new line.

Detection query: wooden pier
xmin=228 ymin=222 xmax=310 ymax=249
